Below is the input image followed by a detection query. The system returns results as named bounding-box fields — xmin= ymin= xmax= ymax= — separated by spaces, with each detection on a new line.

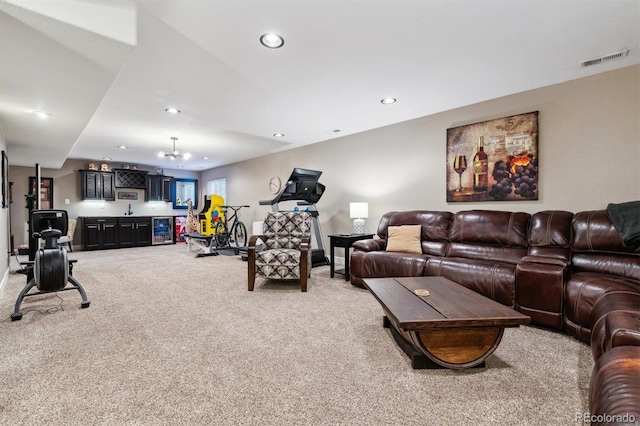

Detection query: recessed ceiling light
xmin=117 ymin=145 xmax=129 ymax=149
xmin=202 ymin=156 xmax=209 ymax=160
xmin=176 ymin=165 xmax=185 ymax=168
xmin=260 ymin=33 xmax=284 ymax=49
xmin=273 ymin=133 xmax=285 ymax=137
xmin=33 ymin=111 xmax=52 ymax=119
xmin=165 ymin=107 xmax=181 ymax=114
xmin=381 ymin=98 xmax=397 ymax=104
xmin=103 ymin=157 xmax=112 ymax=160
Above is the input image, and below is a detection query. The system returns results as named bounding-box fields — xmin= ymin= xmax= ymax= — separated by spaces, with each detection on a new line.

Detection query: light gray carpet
xmin=0 ymin=244 xmax=592 ymax=425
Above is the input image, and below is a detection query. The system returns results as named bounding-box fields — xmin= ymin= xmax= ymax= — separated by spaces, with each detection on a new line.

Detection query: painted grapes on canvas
xmin=446 ymin=111 xmax=539 ymax=202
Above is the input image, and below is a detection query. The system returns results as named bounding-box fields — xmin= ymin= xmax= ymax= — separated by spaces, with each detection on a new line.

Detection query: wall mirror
xmin=172 ymin=178 xmax=198 ymax=209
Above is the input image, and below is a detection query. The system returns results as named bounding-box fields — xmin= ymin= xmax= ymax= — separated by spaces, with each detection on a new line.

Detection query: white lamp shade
xmin=350 ymin=202 xmax=369 ymax=219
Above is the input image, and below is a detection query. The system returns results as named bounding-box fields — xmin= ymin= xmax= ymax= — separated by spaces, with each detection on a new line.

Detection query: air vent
xmin=580 ymin=49 xmax=630 ymax=68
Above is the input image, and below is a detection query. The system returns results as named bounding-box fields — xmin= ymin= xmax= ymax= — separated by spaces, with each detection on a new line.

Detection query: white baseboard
xmin=0 ymin=266 xmax=8 ymax=301
xmin=333 ymin=256 xmax=345 ymax=265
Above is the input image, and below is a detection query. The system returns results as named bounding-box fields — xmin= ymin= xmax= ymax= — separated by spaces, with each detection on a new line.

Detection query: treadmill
xmin=259 ymin=168 xmax=330 ymax=267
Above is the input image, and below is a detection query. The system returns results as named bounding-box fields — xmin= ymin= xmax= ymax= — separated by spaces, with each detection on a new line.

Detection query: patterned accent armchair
xmin=248 ymin=211 xmax=312 ymax=292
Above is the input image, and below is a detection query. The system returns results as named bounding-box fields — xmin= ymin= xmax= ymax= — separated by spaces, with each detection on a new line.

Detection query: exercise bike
xmin=11 ymin=210 xmax=90 ymax=321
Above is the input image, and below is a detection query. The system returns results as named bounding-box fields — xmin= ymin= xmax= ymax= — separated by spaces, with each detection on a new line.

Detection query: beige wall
xmin=1 ymin=65 xmax=639 ymax=283
xmin=201 ymin=65 xmax=640 ymax=252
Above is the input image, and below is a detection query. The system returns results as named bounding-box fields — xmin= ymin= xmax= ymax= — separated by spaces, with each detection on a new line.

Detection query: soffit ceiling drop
xmin=0 ymin=0 xmax=638 ymax=170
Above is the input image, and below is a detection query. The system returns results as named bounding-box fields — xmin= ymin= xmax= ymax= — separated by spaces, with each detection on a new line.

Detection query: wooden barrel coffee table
xmin=364 ymin=276 xmax=530 ymax=369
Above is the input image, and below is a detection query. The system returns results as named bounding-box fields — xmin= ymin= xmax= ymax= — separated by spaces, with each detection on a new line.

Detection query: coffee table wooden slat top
xmin=364 ymin=276 xmax=530 ymax=330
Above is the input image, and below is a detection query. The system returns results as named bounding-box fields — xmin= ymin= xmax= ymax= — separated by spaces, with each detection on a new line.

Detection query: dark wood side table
xmin=329 ymin=233 xmax=374 ymax=281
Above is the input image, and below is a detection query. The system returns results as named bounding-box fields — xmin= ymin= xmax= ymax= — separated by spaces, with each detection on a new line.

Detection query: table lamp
xmin=350 ymin=202 xmax=368 ymax=234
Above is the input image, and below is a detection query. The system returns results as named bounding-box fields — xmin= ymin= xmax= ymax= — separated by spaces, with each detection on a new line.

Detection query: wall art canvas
xmin=446 ymin=111 xmax=538 ymax=202
xmin=29 ymin=176 xmax=54 ymax=209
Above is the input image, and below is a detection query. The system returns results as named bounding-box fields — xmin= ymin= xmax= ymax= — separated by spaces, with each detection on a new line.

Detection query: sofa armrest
xmin=605 ymin=311 xmax=640 ymax=351
xmin=516 ymin=258 xmax=569 ymax=330
xmin=352 ymin=238 xmax=385 ymax=252
xmin=520 ymin=255 xmax=568 ymax=267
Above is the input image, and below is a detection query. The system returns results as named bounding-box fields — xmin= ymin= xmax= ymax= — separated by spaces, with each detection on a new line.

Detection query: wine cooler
xmin=152 ymin=216 xmax=173 ymax=245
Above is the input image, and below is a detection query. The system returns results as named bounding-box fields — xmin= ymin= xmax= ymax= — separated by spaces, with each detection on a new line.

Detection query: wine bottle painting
xmin=446 ymin=111 xmax=539 ymax=202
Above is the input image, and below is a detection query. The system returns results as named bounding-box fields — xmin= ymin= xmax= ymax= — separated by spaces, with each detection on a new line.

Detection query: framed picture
xmin=1 ymin=150 xmax=8 ymax=208
xmin=29 ymin=176 xmax=54 ymax=209
xmin=446 ymin=111 xmax=539 ymax=202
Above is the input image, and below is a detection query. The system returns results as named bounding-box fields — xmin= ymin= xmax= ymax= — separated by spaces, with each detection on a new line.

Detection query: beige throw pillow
xmin=385 ymin=225 xmax=422 ymax=253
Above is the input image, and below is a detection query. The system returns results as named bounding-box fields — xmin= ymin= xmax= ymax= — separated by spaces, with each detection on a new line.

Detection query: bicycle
xmin=214 ymin=205 xmax=250 ymax=248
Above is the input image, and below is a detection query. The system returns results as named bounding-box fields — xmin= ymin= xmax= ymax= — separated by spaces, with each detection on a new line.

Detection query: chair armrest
xmin=352 ymin=238 xmax=384 ymax=252
xmin=248 ymin=235 xmax=266 ymax=250
xmin=301 ymin=237 xmax=310 ymax=251
xmin=520 ymin=255 xmax=568 ymax=267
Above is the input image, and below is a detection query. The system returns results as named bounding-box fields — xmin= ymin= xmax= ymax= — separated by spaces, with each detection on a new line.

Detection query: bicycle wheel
xmin=214 ymin=221 xmax=229 ymax=247
xmin=232 ymin=221 xmax=248 ymax=247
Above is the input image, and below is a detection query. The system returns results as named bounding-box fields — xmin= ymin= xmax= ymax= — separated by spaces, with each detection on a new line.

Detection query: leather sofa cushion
xmin=446 ymin=210 xmax=529 ymax=265
xmin=449 ymin=210 xmax=530 ymax=247
xmin=590 ymin=291 xmax=640 ymax=360
xmin=529 ymin=210 xmax=573 ymax=247
xmin=425 ymin=257 xmax=515 ymax=307
xmin=572 ymin=253 xmax=640 ymax=282
xmin=565 ymin=273 xmax=640 ymax=343
xmin=447 ymin=242 xmax=528 ymax=265
xmin=572 ymin=210 xmax=640 ymax=255
xmin=376 ymin=211 xmax=452 ymax=256
xmin=527 ymin=210 xmax=573 ymax=262
xmin=589 ymin=346 xmax=640 ymax=425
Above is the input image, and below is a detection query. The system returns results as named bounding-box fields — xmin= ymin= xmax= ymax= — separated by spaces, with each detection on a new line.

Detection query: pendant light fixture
xmin=158 ymin=136 xmax=191 ymax=160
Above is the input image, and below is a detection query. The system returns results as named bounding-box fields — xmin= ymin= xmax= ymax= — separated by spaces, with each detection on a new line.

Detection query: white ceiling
xmin=1 ymin=0 xmax=638 ymax=171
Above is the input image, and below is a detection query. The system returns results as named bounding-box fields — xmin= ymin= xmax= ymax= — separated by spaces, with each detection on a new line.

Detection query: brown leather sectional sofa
xmin=350 ymin=209 xmax=640 ymax=424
